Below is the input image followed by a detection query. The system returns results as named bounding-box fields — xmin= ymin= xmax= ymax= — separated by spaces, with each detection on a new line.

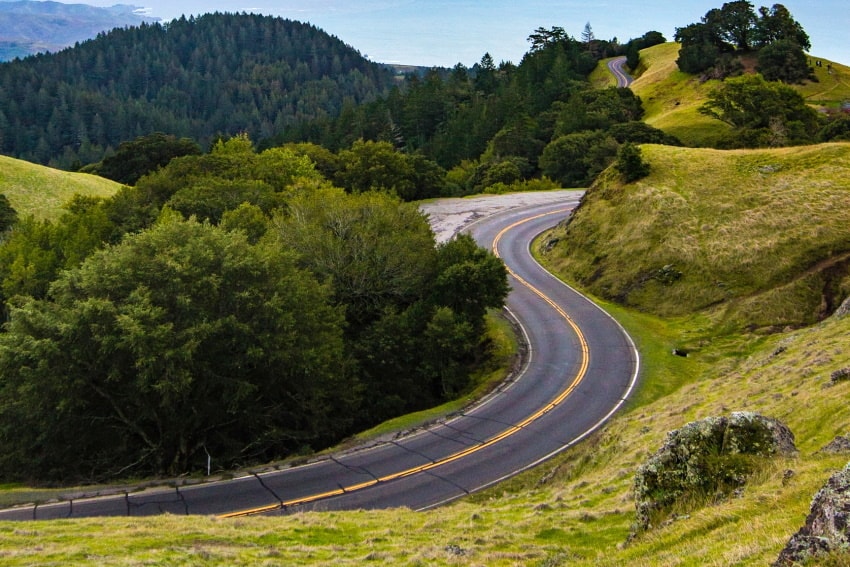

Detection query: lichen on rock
xmin=633 ymin=412 xmax=796 ymax=532
xmin=774 ymin=462 xmax=850 ymax=566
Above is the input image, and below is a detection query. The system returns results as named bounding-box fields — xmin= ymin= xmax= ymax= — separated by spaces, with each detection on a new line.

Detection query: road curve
xmin=608 ymin=56 xmax=634 ymax=88
xmin=0 ymin=198 xmax=640 ymax=520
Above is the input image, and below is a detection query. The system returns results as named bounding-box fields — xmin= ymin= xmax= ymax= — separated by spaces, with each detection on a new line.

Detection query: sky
xmin=54 ymin=0 xmax=848 ymax=67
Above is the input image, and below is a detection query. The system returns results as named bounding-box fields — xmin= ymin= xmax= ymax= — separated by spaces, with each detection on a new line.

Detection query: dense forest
xmin=0 ymin=136 xmax=509 ymax=481
xmin=275 ymin=27 xmax=674 ymax=192
xmin=0 ymin=13 xmax=396 ymax=168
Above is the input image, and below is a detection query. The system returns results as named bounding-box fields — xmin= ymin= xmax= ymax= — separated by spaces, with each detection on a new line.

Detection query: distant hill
xmin=626 ymin=43 xmax=850 ymax=146
xmin=0 ymin=154 xmax=119 ymax=220
xmin=0 ymin=12 xmax=396 ymax=169
xmin=0 ymin=0 xmax=158 ymax=61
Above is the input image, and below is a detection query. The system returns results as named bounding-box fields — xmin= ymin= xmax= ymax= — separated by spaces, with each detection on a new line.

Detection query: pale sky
xmin=50 ymin=1 xmax=848 ymax=67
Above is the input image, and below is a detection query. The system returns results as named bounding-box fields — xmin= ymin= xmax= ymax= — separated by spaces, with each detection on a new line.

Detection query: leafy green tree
xmin=0 ymin=194 xmax=18 ymax=233
xmin=92 ymin=132 xmax=202 ymax=185
xmin=699 ymin=74 xmax=819 ymax=146
xmin=714 ymin=1 xmax=758 ymax=50
xmin=540 ymin=131 xmax=619 ymax=187
xmin=166 ymin=179 xmax=282 ymax=224
xmin=615 ymin=142 xmax=651 ymax=182
xmin=275 ymin=187 xmax=436 ymax=325
xmin=431 ymin=234 xmax=509 ymax=335
xmin=756 ymin=38 xmax=813 ymax=83
xmin=0 ymin=196 xmax=115 ymax=302
xmin=608 ymin=121 xmax=683 ymax=145
xmin=0 ymin=216 xmax=350 ymax=481
xmin=220 ymin=202 xmax=270 ymax=243
xmin=754 ymin=4 xmax=810 ymax=49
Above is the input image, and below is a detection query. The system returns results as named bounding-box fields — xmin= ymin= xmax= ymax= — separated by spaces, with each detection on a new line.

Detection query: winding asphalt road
xmin=608 ymin=56 xmax=634 ymax=88
xmin=0 ymin=198 xmax=640 ymax=520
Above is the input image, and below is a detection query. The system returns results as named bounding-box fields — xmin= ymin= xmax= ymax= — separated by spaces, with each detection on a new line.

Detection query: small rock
xmin=820 ymin=436 xmax=850 ymax=455
xmin=634 ymin=412 xmax=796 ymax=532
xmin=834 ymin=296 xmax=850 ymax=318
xmin=444 ymin=544 xmax=466 ymax=556
xmin=774 ymin=462 xmax=850 ymax=566
xmin=830 ymin=368 xmax=850 ymax=384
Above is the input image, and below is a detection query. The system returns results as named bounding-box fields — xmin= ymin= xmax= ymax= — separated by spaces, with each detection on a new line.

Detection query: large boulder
xmin=634 ymin=412 xmax=796 ymax=531
xmin=775 ymin=462 xmax=850 ymax=566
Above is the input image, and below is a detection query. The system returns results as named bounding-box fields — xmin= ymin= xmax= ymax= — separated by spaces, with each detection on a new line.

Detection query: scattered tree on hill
xmin=699 ymin=74 xmax=820 ymax=147
xmin=675 ymin=2 xmax=811 ymax=82
xmin=615 ymin=142 xmax=651 ymax=182
xmin=88 ymin=132 xmax=202 ymax=185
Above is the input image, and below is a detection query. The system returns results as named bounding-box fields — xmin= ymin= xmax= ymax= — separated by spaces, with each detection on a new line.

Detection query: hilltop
xmin=622 ymin=42 xmax=850 ymax=146
xmin=0 ymin=13 xmax=395 ymax=169
xmin=0 ymin=154 xmax=119 ymax=220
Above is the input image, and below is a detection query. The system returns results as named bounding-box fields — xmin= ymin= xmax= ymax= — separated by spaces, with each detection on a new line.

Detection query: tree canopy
xmin=0 ymin=216 xmax=351 ymax=480
xmin=675 ymin=2 xmax=812 ymax=82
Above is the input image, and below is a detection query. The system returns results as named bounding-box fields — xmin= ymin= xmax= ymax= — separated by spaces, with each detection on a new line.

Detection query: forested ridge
xmin=0 ymin=13 xmax=395 ymax=168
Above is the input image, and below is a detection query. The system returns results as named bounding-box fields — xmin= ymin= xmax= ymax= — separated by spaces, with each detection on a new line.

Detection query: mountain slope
xmin=0 ymin=12 xmax=395 ymax=168
xmin=0 ymin=154 xmax=119 ymax=220
xmin=0 ymin=1 xmax=158 ymax=61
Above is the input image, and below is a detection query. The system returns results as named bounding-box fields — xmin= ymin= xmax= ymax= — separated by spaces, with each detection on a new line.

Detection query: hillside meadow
xmin=0 ymin=155 xmax=120 ymax=220
xmin=1 ymin=143 xmax=850 ymax=564
xmin=619 ymin=42 xmax=850 ymax=147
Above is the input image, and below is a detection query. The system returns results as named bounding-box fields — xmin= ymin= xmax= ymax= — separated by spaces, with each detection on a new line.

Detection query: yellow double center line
xmin=220 ymin=208 xmax=586 ymax=518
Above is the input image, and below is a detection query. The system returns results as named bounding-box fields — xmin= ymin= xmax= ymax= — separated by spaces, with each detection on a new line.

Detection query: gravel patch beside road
xmin=419 ymin=190 xmax=584 ymax=243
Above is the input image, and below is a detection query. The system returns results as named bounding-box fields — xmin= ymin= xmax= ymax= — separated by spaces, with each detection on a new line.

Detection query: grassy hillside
xmin=626 ymin=43 xmax=850 ymax=147
xmin=541 ymin=143 xmax=850 ymax=336
xmin=0 ymin=155 xmax=120 ymax=220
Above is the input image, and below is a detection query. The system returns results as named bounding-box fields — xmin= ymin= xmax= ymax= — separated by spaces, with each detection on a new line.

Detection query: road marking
xmin=219 ymin=209 xmax=588 ymax=518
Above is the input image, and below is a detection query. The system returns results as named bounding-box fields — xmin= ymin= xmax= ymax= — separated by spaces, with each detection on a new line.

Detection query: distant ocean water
xmin=57 ymin=0 xmax=847 ymax=66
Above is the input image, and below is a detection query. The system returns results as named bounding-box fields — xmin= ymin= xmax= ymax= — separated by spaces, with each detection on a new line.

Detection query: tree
xmin=699 ymin=74 xmax=819 ymax=146
xmin=715 ymin=1 xmax=758 ymax=50
xmin=92 ymin=132 xmax=202 ymax=185
xmin=0 ymin=216 xmax=351 ymax=481
xmin=274 ymin=187 xmax=436 ymax=325
xmin=0 ymin=194 xmax=18 ymax=233
xmin=615 ymin=142 xmax=651 ymax=182
xmin=540 ymin=131 xmax=619 ymax=187
xmin=754 ymin=4 xmax=810 ymax=50
xmin=756 ymin=38 xmax=813 ymax=83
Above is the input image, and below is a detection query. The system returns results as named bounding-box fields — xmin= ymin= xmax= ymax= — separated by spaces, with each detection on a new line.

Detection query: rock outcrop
xmin=634 ymin=412 xmax=796 ymax=531
xmin=774 ymin=462 xmax=850 ymax=566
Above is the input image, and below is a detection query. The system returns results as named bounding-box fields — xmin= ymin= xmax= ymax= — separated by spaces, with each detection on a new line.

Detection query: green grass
xmin=0 ymin=155 xmax=120 ymax=220
xmin=631 ymin=43 xmax=850 ymax=147
xmin=540 ymin=142 xmax=850 ymax=332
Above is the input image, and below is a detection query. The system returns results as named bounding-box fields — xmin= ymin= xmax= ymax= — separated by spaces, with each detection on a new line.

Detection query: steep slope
xmin=0 ymin=154 xmax=119 ymax=220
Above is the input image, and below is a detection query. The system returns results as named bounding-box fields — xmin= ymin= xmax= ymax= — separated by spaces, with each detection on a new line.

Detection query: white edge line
xmin=417 ymin=209 xmax=642 ymax=511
